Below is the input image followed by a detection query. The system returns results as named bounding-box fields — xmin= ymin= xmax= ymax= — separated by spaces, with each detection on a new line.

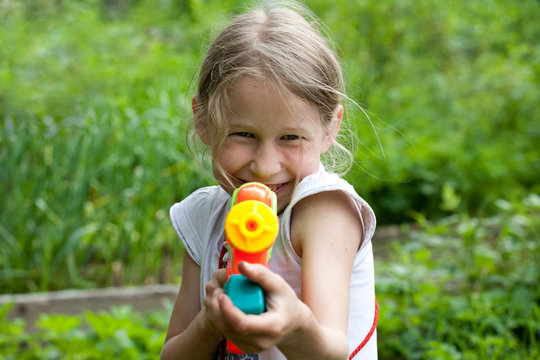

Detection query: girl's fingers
xmin=218 ymin=292 xmax=253 ymax=333
xmin=206 ymin=288 xmax=252 ymax=333
xmin=205 ymin=269 xmax=227 ymax=299
xmin=212 ymin=268 xmax=228 ymax=287
xmin=207 ymin=263 xmax=302 ymax=352
xmin=215 ymin=268 xmax=228 ymax=286
xmin=237 ymin=262 xmax=288 ymax=294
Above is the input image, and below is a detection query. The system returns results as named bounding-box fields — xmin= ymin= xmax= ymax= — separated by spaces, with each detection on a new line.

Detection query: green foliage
xmin=1 ymin=0 xmax=215 ymax=293
xmin=376 ymin=194 xmax=540 ymax=359
xmin=320 ymin=0 xmax=540 ymax=223
xmin=1 ymin=194 xmax=538 ymax=358
xmin=2 ymin=1 xmax=538 ymax=357
xmin=0 ymin=303 xmax=169 ymax=359
xmin=0 ymin=108 xmax=206 ymax=292
xmin=1 ymin=0 xmax=539 ymax=293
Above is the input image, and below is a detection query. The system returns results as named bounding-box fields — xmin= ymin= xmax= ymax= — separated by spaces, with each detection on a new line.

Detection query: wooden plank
xmin=0 ymin=284 xmax=178 ymax=330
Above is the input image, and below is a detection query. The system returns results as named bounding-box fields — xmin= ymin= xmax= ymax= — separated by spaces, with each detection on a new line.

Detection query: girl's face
xmin=210 ymin=77 xmax=340 ymax=213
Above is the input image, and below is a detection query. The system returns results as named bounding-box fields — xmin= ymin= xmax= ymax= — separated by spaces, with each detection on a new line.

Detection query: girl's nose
xmin=250 ymin=143 xmax=281 ymax=179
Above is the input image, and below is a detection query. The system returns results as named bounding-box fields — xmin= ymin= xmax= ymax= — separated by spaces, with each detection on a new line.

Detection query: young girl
xmin=161 ymin=2 xmax=377 ymax=359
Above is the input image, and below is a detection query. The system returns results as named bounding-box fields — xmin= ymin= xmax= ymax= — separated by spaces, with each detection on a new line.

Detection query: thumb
xmin=237 ymin=262 xmax=286 ymax=294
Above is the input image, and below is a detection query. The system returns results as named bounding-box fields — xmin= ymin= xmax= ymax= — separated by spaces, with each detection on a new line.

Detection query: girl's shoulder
xmin=169 ymin=186 xmax=231 ymax=261
xmin=171 ymin=185 xmax=230 ymax=215
xmin=282 ymin=169 xmax=376 ymax=250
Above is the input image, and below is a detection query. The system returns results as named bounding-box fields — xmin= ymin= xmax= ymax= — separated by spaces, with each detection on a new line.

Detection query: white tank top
xmin=170 ymin=167 xmax=378 ymax=359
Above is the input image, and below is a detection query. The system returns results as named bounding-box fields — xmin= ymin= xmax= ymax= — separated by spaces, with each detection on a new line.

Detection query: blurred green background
xmin=1 ymin=0 xmax=539 ymax=358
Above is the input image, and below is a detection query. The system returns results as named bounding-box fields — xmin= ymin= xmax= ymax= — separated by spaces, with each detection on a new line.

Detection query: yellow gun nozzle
xmin=225 ymin=200 xmax=278 ymax=253
xmin=246 ymin=220 xmax=257 ymax=231
xmin=240 ymin=213 xmax=263 ymax=239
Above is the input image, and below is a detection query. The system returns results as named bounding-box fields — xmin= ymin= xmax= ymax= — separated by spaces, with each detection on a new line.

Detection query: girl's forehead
xmin=229 ymin=76 xmax=288 ymax=101
xmin=228 ymin=77 xmax=321 ymax=121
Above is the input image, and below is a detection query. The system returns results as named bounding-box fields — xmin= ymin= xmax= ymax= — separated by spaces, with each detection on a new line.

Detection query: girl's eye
xmin=281 ymin=134 xmax=300 ymax=141
xmin=232 ymin=132 xmax=254 ymax=138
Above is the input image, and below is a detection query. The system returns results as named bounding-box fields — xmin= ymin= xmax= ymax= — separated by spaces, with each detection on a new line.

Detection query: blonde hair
xmin=191 ymin=1 xmax=356 ymax=177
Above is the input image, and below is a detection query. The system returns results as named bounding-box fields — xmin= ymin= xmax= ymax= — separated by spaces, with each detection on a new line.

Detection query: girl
xmin=161 ymin=2 xmax=377 ymax=359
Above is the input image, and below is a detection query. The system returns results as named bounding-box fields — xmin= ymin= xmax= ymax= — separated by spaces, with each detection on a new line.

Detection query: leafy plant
xmin=1 ymin=0 xmax=539 ymax=293
xmin=376 ymin=194 xmax=540 ymax=359
xmin=0 ymin=303 xmax=170 ymax=359
xmin=2 ymin=194 xmax=538 ymax=358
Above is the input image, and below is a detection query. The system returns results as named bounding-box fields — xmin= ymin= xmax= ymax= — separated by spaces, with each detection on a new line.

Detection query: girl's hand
xmin=203 ymin=262 xmax=307 ymax=354
xmin=202 ymin=268 xmax=229 ymax=338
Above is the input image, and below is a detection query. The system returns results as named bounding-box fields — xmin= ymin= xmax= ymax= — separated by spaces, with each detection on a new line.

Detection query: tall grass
xmin=1 ymin=194 xmax=538 ymax=358
xmin=1 ymin=0 xmax=540 ymax=293
xmin=1 ymin=1 xmax=218 ymax=292
xmin=1 ymin=102 xmax=211 ymax=293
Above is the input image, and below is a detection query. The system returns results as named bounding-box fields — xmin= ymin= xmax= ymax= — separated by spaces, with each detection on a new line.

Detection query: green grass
xmin=1 ymin=103 xmax=211 ymax=292
xmin=1 ymin=0 xmax=539 ymax=294
xmin=376 ymin=194 xmax=540 ymax=359
xmin=1 ymin=193 xmax=538 ymax=358
xmin=0 ymin=304 xmax=168 ymax=360
xmin=2 ymin=1 xmax=538 ymax=357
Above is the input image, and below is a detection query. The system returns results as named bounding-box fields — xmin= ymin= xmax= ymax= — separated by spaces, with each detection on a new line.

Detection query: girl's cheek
xmin=290 ymin=149 xmax=320 ymax=178
xmin=219 ymin=143 xmax=250 ymax=169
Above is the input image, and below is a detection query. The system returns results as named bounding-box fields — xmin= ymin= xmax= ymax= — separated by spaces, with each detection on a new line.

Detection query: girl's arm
xmin=160 ymin=250 xmax=223 ymax=360
xmin=282 ymin=189 xmax=363 ymax=359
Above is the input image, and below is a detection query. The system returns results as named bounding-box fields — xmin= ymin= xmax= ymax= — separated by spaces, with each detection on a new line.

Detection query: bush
xmin=0 ymin=304 xmax=168 ymax=360
xmin=1 ymin=0 xmax=539 ymax=293
xmin=376 ymin=194 xmax=540 ymax=359
xmin=319 ymin=0 xmax=540 ymax=223
xmin=1 ymin=194 xmax=538 ymax=358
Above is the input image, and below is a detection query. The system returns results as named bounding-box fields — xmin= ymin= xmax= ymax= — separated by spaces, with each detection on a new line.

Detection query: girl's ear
xmin=193 ymin=96 xmax=210 ymax=145
xmin=322 ymin=104 xmax=343 ymax=153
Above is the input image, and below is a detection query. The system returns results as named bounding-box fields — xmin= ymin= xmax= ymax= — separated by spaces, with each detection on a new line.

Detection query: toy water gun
xmin=223 ymin=182 xmax=279 ymax=354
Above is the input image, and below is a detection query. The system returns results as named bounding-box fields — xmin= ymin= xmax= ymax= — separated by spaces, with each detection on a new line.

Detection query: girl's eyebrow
xmin=281 ymin=126 xmax=309 ymax=134
xmin=228 ymin=117 xmax=311 ymax=134
xmin=228 ymin=122 xmax=255 ymax=130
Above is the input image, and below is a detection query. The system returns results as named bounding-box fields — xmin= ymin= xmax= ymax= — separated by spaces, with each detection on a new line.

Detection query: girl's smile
xmin=212 ymin=76 xmax=337 ymax=213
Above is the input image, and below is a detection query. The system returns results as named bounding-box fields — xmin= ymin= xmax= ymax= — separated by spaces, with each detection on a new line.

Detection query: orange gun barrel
xmin=223 ymin=183 xmax=278 ymax=354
